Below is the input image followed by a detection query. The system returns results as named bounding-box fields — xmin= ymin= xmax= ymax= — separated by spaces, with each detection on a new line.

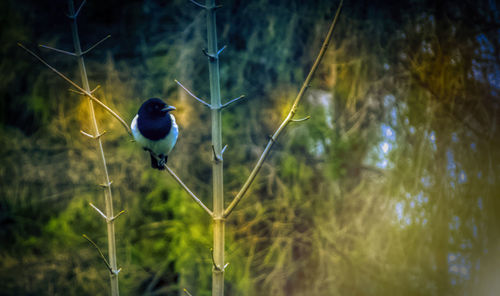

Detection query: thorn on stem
xmin=210 ymin=248 xmax=222 ymax=272
xmin=211 ymin=145 xmax=221 ymax=162
xmin=202 ymin=48 xmax=218 ymax=60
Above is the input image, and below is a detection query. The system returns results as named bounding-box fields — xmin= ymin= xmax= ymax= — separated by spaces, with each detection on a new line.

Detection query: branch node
xmin=210 ymin=248 xmax=222 ymax=272
xmin=70 ymin=0 xmax=87 ymax=19
xmin=290 ymin=116 xmax=311 ymax=123
xmin=202 ymin=48 xmax=218 ymax=60
xmin=211 ymin=145 xmax=222 ymax=162
xmin=175 ymin=79 xmax=211 ymax=108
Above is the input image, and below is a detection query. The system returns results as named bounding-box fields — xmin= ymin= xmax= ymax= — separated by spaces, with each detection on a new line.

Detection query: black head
xmin=138 ymin=98 xmax=176 ymax=118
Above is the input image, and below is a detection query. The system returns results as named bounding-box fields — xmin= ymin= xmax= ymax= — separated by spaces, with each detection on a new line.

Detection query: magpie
xmin=131 ymin=98 xmax=178 ymax=170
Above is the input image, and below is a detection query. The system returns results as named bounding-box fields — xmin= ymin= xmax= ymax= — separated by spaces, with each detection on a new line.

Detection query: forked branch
xmin=17 ymin=43 xmax=132 ymax=135
xmin=223 ymin=0 xmax=343 ymax=218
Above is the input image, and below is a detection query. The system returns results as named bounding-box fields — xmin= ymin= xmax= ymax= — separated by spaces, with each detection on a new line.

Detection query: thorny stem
xmin=68 ymin=0 xmax=119 ymax=294
xmin=223 ymin=0 xmax=343 ymax=218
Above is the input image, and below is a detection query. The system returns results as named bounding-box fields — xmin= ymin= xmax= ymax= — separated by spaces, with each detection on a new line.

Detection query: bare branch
xmin=221 ymin=144 xmax=227 ymax=156
xmin=290 ymin=116 xmax=311 ymax=122
xmin=69 ymin=88 xmax=85 ymax=95
xmin=71 ymin=0 xmax=86 ymax=19
xmin=217 ymin=45 xmax=227 ymax=56
xmin=220 ymin=95 xmax=246 ymax=109
xmin=82 ymin=234 xmax=114 ymax=274
xmin=18 ymin=43 xmax=132 ymax=135
xmin=189 ymin=0 xmax=207 ymax=9
xmin=183 ymin=288 xmax=194 ymax=296
xmin=90 ymin=84 xmax=101 ymax=94
xmin=223 ymin=0 xmax=343 ymax=218
xmin=38 ymin=44 xmax=76 ymax=56
xmin=110 ymin=210 xmax=127 ymax=222
xmin=82 ymin=35 xmax=111 ymax=55
xmin=175 ymin=79 xmax=211 ymax=108
xmin=165 ymin=165 xmax=213 ymax=217
xmin=89 ymin=202 xmax=108 ymax=220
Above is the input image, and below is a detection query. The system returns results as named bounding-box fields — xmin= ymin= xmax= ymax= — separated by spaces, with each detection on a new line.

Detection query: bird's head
xmin=139 ymin=98 xmax=176 ymax=118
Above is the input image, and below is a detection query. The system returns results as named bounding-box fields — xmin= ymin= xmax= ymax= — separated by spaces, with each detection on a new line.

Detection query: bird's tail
xmin=149 ymin=152 xmax=167 ymax=170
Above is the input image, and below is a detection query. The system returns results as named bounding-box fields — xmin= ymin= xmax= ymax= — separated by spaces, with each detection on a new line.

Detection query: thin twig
xmin=290 ymin=116 xmax=311 ymax=122
xmin=82 ymin=234 xmax=114 ymax=274
xmin=189 ymin=0 xmax=207 ymax=9
xmin=82 ymin=35 xmax=111 ymax=55
xmin=174 ymin=79 xmax=211 ymax=108
xmin=18 ymin=43 xmax=132 ymax=135
xmin=183 ymin=288 xmax=194 ymax=296
xmin=223 ymin=0 xmax=343 ymax=218
xmin=72 ymin=0 xmax=86 ymax=19
xmin=165 ymin=165 xmax=213 ymax=217
xmin=39 ymin=44 xmax=76 ymax=56
xmin=89 ymin=202 xmax=108 ymax=220
xmin=110 ymin=210 xmax=127 ymax=222
xmin=220 ymin=95 xmax=246 ymax=109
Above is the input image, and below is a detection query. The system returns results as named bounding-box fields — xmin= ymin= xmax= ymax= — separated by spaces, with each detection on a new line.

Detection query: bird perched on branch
xmin=131 ymin=98 xmax=178 ymax=170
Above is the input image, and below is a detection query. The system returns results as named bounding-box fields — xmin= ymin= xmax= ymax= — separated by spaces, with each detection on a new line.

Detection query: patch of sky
xmin=477 ymin=197 xmax=483 ymax=210
xmin=429 ymin=130 xmax=437 ymax=150
xmin=470 ymin=142 xmax=476 ymax=151
xmin=451 ymin=132 xmax=458 ymax=143
xmin=458 ymin=170 xmax=467 ymax=184
xmin=447 ymin=149 xmax=456 ymax=177
xmin=448 ymin=252 xmax=471 ymax=281
xmin=376 ymin=123 xmax=396 ymax=169
xmin=421 ymin=176 xmax=431 ymax=187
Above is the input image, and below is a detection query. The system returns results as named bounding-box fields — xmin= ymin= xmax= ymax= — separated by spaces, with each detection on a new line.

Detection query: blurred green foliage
xmin=1 ymin=0 xmax=499 ymax=295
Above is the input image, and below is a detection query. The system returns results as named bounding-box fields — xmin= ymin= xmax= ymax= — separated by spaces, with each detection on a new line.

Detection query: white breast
xmin=131 ymin=114 xmax=178 ymax=156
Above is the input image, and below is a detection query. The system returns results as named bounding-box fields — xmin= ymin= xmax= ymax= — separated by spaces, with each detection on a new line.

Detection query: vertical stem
xmin=68 ymin=1 xmax=119 ymax=295
xmin=205 ymin=1 xmax=224 ymax=295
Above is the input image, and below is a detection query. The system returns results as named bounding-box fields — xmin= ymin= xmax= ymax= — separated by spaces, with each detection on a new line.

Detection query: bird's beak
xmin=162 ymin=106 xmax=176 ymax=112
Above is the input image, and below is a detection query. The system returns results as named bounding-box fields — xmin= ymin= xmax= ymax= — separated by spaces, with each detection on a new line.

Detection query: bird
xmin=131 ymin=98 xmax=178 ymax=170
